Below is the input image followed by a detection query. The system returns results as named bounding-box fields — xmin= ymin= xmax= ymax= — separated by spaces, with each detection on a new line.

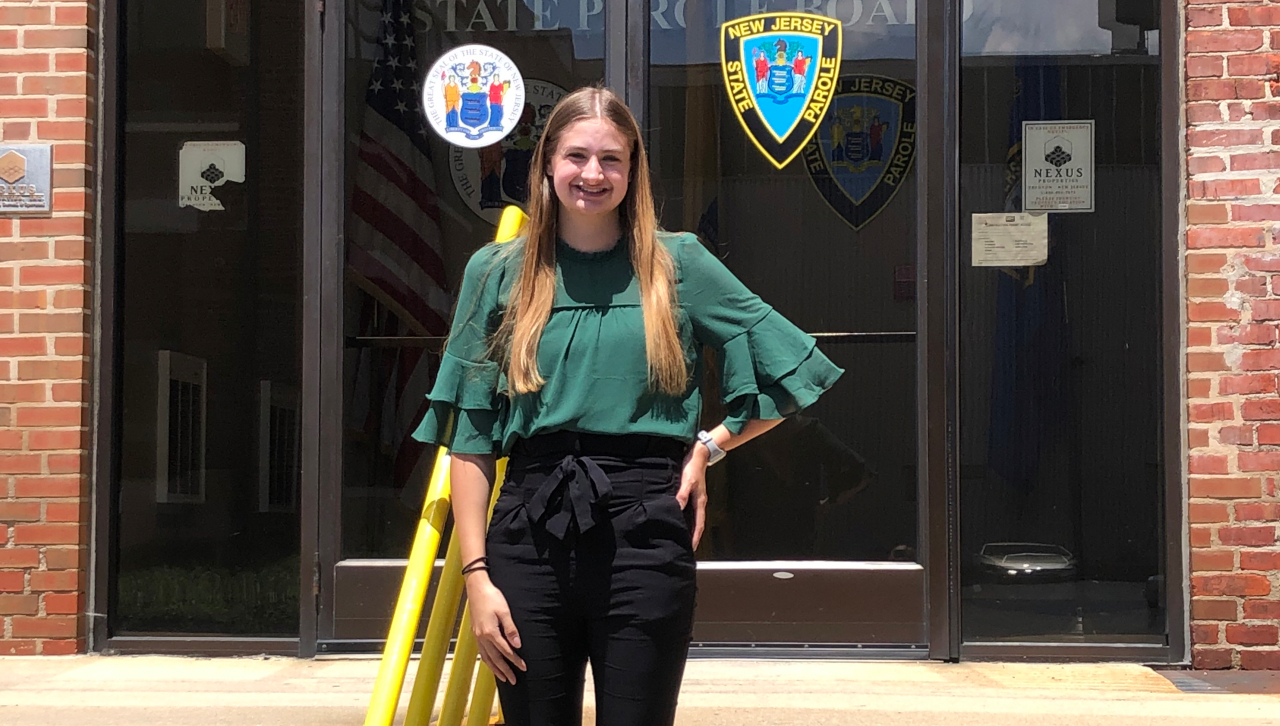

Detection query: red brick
xmin=0 ymin=501 xmax=41 ymax=522
xmin=53 ymin=240 xmax=87 ymax=263
xmin=54 ymin=5 xmax=91 ymax=26
xmin=1190 ymin=502 xmax=1231 ymax=523
xmin=1228 ymin=53 xmax=1280 ymax=76
xmin=1188 ymin=352 xmax=1228 ymax=372
xmin=1187 ymin=29 xmax=1265 ymax=52
xmin=1241 ymin=550 xmax=1280 ymax=571
xmin=1220 ymin=374 xmax=1276 ymax=394
xmin=1190 ymin=78 xmax=1266 ymax=100
xmin=1190 ymin=477 xmax=1262 ymax=499
xmin=1193 ymin=623 xmax=1222 ymax=644
xmin=1233 ymin=152 xmax=1280 ymax=171
xmin=17 ymin=264 xmax=86 ymax=286
xmin=1190 ymin=156 xmax=1228 ymax=174
xmin=1190 ymin=427 xmax=1212 ymax=449
xmin=0 ymin=571 xmax=24 ymax=592
xmin=1227 ymin=623 xmax=1279 ymax=646
xmin=0 ymin=429 xmax=23 ymax=450
xmin=44 ymin=502 xmax=82 ymax=523
xmin=1190 ymin=454 xmax=1230 ymax=475
xmin=27 ymin=430 xmax=84 ymax=450
xmin=1234 ymin=205 xmax=1280 ymax=222
xmin=1236 ymin=502 xmax=1280 ymax=520
xmin=1240 ymin=650 xmax=1280 ymax=670
xmin=1189 ymin=253 xmax=1229 ymax=274
xmin=1219 ymin=325 xmax=1277 ymax=345
xmin=1241 ymin=350 xmax=1280 ymax=370
xmin=1189 ymin=203 xmax=1231 ymax=225
xmin=47 ymin=453 xmax=86 ymax=474
xmin=0 ymin=6 xmax=51 ymax=24
xmin=1188 ymin=226 xmax=1267 ymax=248
xmin=20 ymin=75 xmax=88 ymax=96
xmin=1229 ymin=6 xmax=1280 ymax=25
xmin=1218 ymin=525 xmax=1277 ymax=546
xmin=53 ymin=52 xmax=87 ymax=73
xmin=1188 ymin=103 xmax=1224 ymax=123
xmin=2 ymin=121 xmax=31 ymax=140
xmin=0 ymin=641 xmax=38 ymax=656
xmin=1188 ymin=55 xmax=1225 ymax=78
xmin=1190 ymin=402 xmax=1235 ymax=422
xmin=1188 ymin=326 xmax=1214 ymax=347
xmin=10 ymin=616 xmax=77 ymax=639
xmin=0 ymin=52 xmax=49 ymax=74
xmin=1238 ymin=451 xmax=1280 ymax=472
xmin=1193 ymin=178 xmax=1263 ymax=200
xmin=1187 ymin=302 xmax=1239 ymax=322
xmin=29 ymin=570 xmax=77 ymax=592
xmin=22 ymin=28 xmax=90 ymax=49
xmin=0 ymin=454 xmax=44 ymax=474
xmin=1190 ymin=129 xmax=1264 ymax=148
xmin=1193 ymin=549 xmax=1237 ymax=572
xmin=12 ymin=524 xmax=82 ymax=546
xmin=18 ymin=312 xmax=89 ymax=334
xmin=1188 ymin=378 xmax=1212 ymax=398
xmin=51 ymin=383 xmax=88 ymax=403
xmin=14 ymin=406 xmax=85 ymax=428
xmin=1193 ymin=573 xmax=1273 ymax=597
xmin=1189 ymin=277 xmax=1230 ymax=298
xmin=0 ymin=594 xmax=38 ymax=616
xmin=1243 ymin=599 xmax=1280 ymax=620
xmin=42 ymin=592 xmax=80 ymax=615
xmin=1193 ymin=598 xmax=1240 ymax=621
xmin=0 ymin=337 xmax=46 ymax=357
xmin=1242 ymin=399 xmax=1280 ymax=419
xmin=14 ymin=477 xmax=82 ymax=498
xmin=1256 ymin=423 xmax=1280 ymax=444
xmin=17 ymin=360 xmax=85 ymax=382
xmin=0 ymin=98 xmax=49 ymax=117
xmin=1243 ymin=253 xmax=1280 ymax=272
xmin=0 ymin=549 xmax=40 ymax=568
xmin=1187 ymin=6 xmax=1224 ymax=27
xmin=43 ymin=548 xmax=80 ymax=571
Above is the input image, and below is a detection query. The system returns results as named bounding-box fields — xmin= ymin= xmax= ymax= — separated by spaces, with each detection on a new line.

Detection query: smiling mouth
xmin=573 ymin=183 xmax=610 ymax=198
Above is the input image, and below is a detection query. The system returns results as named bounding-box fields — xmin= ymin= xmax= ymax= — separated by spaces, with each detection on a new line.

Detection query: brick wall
xmin=0 ymin=1 xmax=96 ymax=656
xmin=1185 ymin=0 xmax=1280 ymax=671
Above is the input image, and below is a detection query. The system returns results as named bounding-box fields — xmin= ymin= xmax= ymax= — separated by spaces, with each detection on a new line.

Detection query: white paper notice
xmin=178 ymin=141 xmax=246 ymax=211
xmin=972 ymin=213 xmax=1049 ymax=267
xmin=1022 ymin=120 xmax=1094 ymax=213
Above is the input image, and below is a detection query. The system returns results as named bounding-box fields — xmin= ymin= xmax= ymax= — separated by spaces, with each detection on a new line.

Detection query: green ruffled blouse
xmin=412 ymin=231 xmax=844 ymax=455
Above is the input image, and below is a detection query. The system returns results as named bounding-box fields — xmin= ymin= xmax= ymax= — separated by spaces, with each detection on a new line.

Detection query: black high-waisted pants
xmin=487 ymin=432 xmax=698 ymax=726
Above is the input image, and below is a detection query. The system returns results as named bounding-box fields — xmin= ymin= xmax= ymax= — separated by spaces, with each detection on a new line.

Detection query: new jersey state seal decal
xmin=720 ymin=12 xmax=842 ymax=169
xmin=803 ymin=75 xmax=917 ymax=231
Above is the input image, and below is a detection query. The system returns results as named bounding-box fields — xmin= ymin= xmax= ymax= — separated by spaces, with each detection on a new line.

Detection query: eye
xmin=566 ymin=152 xmax=586 ymax=161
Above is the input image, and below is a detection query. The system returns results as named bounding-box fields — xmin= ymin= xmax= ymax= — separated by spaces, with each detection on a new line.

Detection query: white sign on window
xmin=178 ymin=141 xmax=245 ymax=211
xmin=1022 ymin=121 xmax=1094 ymax=213
xmin=972 ymin=212 xmax=1049 ymax=267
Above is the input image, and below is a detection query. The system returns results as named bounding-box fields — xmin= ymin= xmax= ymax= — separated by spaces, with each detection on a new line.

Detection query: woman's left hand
xmin=676 ymin=445 xmax=709 ymax=549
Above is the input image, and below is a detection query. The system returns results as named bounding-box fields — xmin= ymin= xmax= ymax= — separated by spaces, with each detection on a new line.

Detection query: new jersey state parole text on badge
xmin=803 ymin=75 xmax=918 ymax=231
xmin=422 ymin=44 xmax=525 ymax=149
xmin=720 ymin=12 xmax=842 ymax=169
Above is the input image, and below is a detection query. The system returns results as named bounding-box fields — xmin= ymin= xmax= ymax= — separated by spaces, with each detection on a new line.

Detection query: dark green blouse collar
xmin=555 ymin=235 xmax=628 ymax=262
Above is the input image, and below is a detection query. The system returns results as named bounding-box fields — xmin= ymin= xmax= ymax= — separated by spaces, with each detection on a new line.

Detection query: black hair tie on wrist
xmin=461 ymin=556 xmax=490 ymax=576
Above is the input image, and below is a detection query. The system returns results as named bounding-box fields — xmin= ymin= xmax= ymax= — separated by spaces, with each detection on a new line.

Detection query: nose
xmin=581 ymin=155 xmax=604 ymax=181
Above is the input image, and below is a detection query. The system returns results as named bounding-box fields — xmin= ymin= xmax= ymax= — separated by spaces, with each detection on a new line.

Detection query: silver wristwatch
xmin=696 ymin=430 xmax=726 ymax=465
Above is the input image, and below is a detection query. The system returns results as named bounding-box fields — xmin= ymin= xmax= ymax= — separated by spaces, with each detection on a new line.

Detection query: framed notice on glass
xmin=1022 ymin=120 xmax=1094 ymax=213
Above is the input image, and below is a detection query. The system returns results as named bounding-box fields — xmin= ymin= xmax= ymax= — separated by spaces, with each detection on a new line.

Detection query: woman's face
xmin=548 ymin=117 xmax=631 ymax=220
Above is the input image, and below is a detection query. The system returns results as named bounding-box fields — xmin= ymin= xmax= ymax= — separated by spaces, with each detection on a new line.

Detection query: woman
xmin=413 ymin=86 xmax=842 ymax=726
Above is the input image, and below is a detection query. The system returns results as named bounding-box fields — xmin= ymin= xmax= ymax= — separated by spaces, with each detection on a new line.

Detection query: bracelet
xmin=461 ymin=565 xmax=490 ymax=577
xmin=460 ymin=556 xmax=489 ymax=576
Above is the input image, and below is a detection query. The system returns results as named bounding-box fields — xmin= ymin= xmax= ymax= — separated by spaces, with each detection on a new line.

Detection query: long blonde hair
xmin=495 ymin=86 xmax=687 ymax=396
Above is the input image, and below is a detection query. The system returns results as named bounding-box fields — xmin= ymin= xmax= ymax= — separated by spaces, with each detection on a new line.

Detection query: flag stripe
xmin=351 ymin=185 xmax=448 ymax=289
xmin=358 ymin=130 xmax=442 ymax=222
xmin=348 ymin=244 xmax=450 ymax=337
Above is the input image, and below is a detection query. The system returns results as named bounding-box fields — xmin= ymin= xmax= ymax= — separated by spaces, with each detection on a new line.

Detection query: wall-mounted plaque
xmin=0 ymin=144 xmax=53 ymax=216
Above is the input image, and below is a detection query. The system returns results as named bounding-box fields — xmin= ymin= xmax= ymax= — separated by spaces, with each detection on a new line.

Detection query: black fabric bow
xmin=526 ymin=454 xmax=613 ymax=540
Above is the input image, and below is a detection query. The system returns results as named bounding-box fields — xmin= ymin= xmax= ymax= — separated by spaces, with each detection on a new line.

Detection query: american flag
xmin=347 ymin=0 xmax=447 ymax=496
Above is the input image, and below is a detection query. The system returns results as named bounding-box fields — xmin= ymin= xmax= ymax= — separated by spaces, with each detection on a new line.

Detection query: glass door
xmin=642 ymin=1 xmax=925 ymax=646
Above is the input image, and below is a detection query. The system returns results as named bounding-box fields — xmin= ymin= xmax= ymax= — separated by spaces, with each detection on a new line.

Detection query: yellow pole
xmin=362 ymin=444 xmax=454 ymax=726
xmin=402 ymin=523 xmax=466 ymax=726
xmin=465 ymin=668 xmax=499 ymax=726
xmin=494 ymin=205 xmax=527 ymax=242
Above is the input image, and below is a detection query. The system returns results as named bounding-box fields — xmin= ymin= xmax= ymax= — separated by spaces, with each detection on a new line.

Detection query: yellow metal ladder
xmin=363 ymin=205 xmax=527 ymax=726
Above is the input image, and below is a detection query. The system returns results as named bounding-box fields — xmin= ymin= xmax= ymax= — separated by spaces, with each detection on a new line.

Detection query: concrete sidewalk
xmin=1 ymin=655 xmax=1278 ymax=726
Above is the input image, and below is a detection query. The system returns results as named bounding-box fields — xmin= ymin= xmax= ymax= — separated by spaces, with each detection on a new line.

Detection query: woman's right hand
xmin=465 ymin=573 xmax=526 ymax=684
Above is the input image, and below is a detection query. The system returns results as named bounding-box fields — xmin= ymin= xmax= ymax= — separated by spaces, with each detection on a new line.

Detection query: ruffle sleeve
xmin=671 ymin=232 xmax=844 ymax=433
xmin=716 ymin=309 xmax=844 ymax=433
xmin=410 ymin=243 xmax=510 ymax=454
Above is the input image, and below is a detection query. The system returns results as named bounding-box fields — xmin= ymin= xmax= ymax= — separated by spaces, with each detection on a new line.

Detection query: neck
xmin=557 ymin=209 xmax=622 ymax=253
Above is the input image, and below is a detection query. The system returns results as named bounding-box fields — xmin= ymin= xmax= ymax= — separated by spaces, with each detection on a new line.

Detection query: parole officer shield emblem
xmin=720 ymin=12 xmax=842 ymax=169
xmin=803 ymin=75 xmax=918 ymax=231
